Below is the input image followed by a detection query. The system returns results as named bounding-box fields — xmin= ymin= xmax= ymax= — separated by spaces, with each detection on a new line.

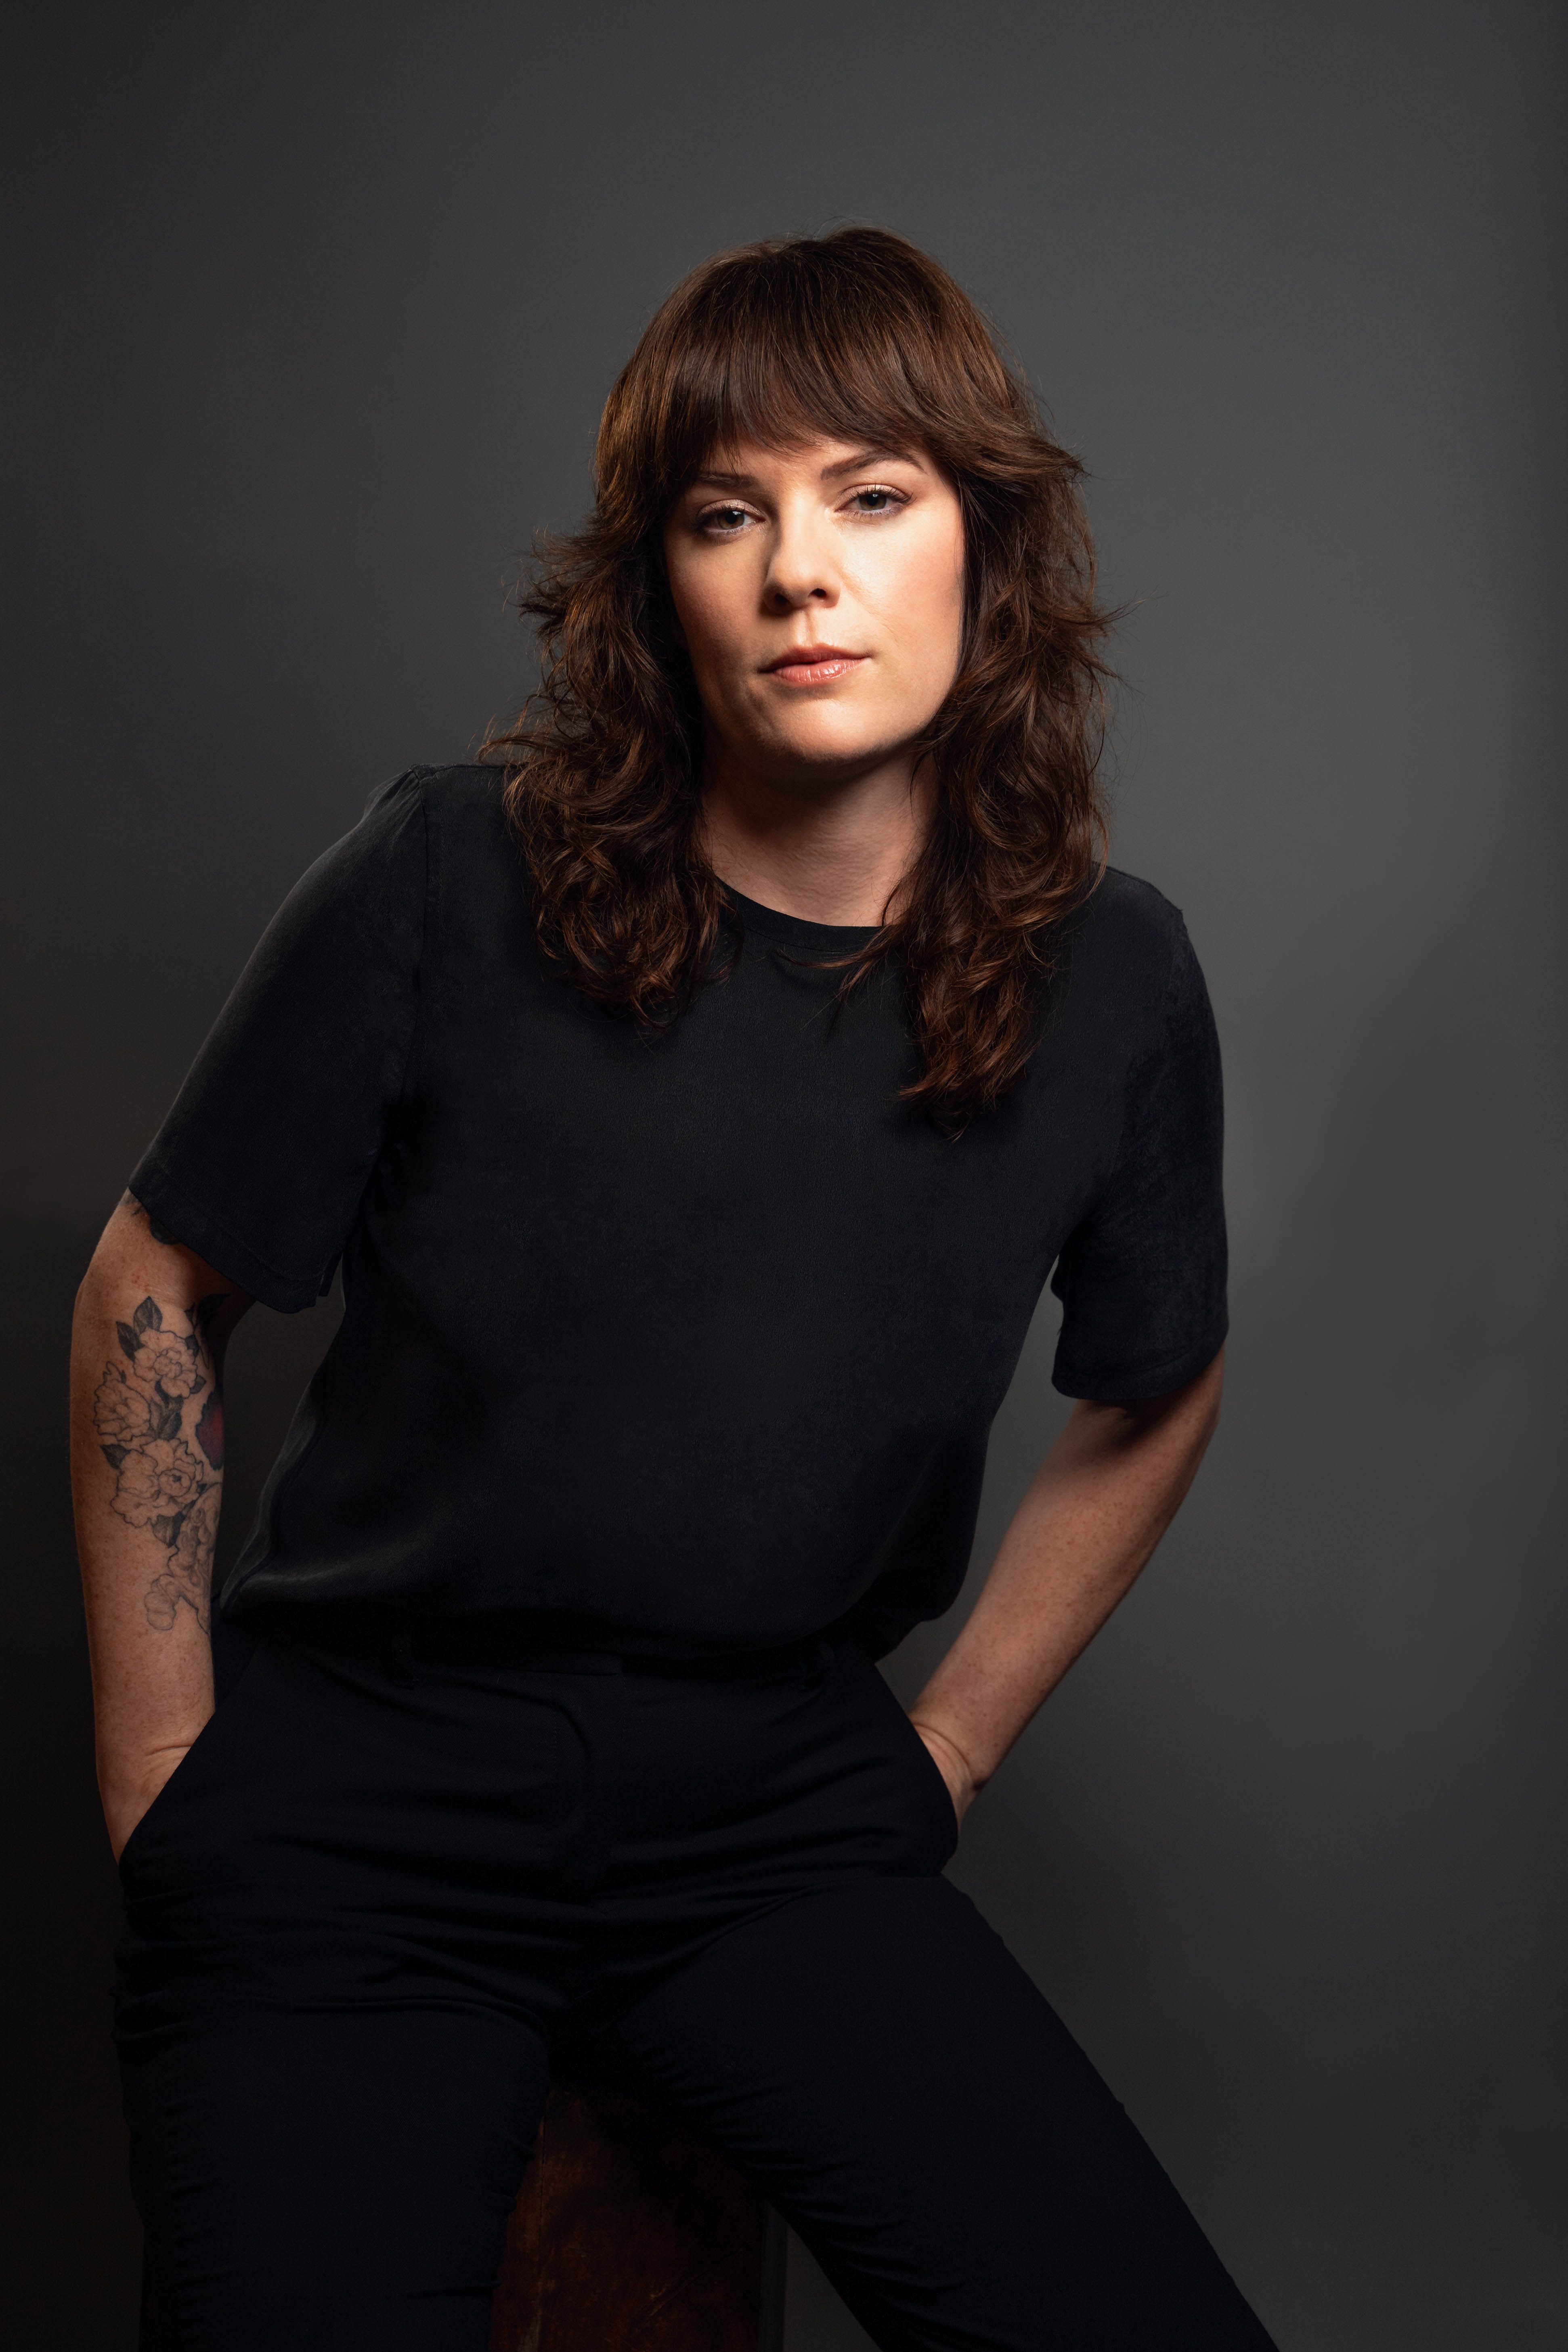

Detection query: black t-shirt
xmin=129 ymin=765 xmax=1227 ymax=1658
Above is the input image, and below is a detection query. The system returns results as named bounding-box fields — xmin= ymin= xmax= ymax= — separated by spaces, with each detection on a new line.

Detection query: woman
xmin=71 ymin=228 xmax=1274 ymax=2349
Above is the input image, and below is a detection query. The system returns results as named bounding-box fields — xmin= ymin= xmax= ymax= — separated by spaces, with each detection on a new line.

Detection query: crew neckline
xmin=721 ymin=885 xmax=882 ymax=954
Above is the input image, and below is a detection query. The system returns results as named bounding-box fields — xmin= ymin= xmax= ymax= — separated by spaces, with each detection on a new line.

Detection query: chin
xmin=760 ymin=715 xmax=901 ymax=774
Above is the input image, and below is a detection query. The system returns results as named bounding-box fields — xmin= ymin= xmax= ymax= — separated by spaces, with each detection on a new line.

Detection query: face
xmin=662 ymin=436 xmax=966 ymax=792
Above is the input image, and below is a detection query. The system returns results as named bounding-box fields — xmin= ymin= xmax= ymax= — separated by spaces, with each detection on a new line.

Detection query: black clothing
xmin=118 ymin=1619 xmax=1275 ymax=2352
xmin=117 ymin=767 xmax=1251 ymax=2346
xmin=129 ymin=765 xmax=1226 ymax=1656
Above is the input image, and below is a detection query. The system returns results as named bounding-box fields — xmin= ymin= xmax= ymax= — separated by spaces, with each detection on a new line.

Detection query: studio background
xmin=5 ymin=4 xmax=1564 ymax=2345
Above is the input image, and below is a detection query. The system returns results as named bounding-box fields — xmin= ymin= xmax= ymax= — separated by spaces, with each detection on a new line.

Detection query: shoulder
xmin=357 ymin=762 xmax=518 ymax=894
xmin=1038 ymin=866 xmax=1214 ymax=1080
xmin=1062 ymin=865 xmax=1195 ymax=999
xmin=1070 ymin=865 xmax=1184 ymax=952
xmin=270 ymin=765 xmax=514 ymax=944
xmin=363 ymin=760 xmax=509 ymax=835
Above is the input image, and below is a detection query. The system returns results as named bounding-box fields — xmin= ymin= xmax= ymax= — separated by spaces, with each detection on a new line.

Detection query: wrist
xmin=908 ymin=1715 xmax=981 ymax=1817
xmin=97 ymin=1729 xmax=204 ymax=1811
xmin=99 ymin=1741 xmax=199 ymax=1864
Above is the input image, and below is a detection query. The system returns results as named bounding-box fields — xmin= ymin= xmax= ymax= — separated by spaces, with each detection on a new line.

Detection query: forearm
xmin=70 ymin=1199 xmax=248 ymax=1854
xmin=911 ymin=1351 xmax=1223 ymax=1802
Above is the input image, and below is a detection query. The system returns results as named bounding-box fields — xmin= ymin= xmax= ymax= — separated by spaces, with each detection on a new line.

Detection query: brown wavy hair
xmin=485 ymin=226 xmax=1113 ymax=1123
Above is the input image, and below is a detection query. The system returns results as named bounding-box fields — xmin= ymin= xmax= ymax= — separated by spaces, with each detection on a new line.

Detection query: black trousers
xmin=115 ymin=1614 xmax=1276 ymax=2351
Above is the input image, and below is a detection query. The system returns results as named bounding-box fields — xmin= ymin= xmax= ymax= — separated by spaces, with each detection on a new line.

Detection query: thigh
xmin=114 ymin=1635 xmax=576 ymax=2351
xmin=602 ymin=1877 xmax=1276 ymax=2352
xmin=124 ymin=2002 xmax=549 ymax=2352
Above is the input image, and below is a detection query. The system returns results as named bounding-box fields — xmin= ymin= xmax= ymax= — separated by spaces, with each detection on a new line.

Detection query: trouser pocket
xmin=116 ymin=1645 xmax=261 ymax=1882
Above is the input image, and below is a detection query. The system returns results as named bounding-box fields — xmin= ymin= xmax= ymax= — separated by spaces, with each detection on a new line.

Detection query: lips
xmin=762 ymin=644 xmax=868 ymax=685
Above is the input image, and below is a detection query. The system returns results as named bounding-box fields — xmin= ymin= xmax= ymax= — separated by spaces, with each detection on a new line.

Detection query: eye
xmin=846 ymin=484 xmax=906 ymax=518
xmin=697 ymin=502 xmax=756 ymax=537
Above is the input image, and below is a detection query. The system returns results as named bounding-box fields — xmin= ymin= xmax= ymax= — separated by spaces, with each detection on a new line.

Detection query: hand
xmin=100 ymin=1741 xmax=197 ymax=1864
xmin=909 ymin=1716 xmax=978 ymax=1826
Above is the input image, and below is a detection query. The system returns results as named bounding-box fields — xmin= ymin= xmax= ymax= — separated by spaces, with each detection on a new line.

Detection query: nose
xmin=761 ymin=501 xmax=839 ymax=613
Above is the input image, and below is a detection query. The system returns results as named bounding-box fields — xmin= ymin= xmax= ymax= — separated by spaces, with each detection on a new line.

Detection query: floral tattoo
xmin=94 ymin=1288 xmax=226 ymax=1633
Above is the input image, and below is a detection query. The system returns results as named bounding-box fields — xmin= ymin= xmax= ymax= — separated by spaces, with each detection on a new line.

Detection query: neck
xmin=699 ymin=742 xmax=933 ymax=928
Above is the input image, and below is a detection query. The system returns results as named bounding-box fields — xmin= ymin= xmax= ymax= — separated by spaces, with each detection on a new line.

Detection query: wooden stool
xmin=140 ymin=2083 xmax=786 ymax=2349
xmin=492 ymin=2082 xmax=786 ymax=2352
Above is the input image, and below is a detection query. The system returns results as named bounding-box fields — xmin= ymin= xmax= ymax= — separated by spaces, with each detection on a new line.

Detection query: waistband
xmin=237 ymin=1601 xmax=841 ymax=1683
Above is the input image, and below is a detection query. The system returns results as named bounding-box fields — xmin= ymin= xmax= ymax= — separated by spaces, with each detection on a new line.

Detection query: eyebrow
xmin=688 ymin=447 xmax=924 ymax=493
xmin=821 ymin=446 xmax=922 ymax=480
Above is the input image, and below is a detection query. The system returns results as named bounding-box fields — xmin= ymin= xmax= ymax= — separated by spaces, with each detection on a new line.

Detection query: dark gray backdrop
xmin=5 ymin=4 xmax=1564 ymax=2345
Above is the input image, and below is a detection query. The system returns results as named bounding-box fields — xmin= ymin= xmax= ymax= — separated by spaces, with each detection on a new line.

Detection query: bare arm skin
xmin=70 ymin=1196 xmax=254 ymax=1860
xmin=910 ymin=1349 xmax=1224 ymax=1822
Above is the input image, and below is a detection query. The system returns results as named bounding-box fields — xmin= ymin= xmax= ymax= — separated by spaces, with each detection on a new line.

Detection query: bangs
xmin=598 ymin=231 xmax=1025 ymax=518
xmin=656 ymin=275 xmax=951 ymax=483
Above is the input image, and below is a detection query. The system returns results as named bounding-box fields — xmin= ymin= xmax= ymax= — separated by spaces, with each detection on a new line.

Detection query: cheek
xmin=665 ymin=550 xmax=752 ymax=683
xmin=862 ymin=525 xmax=966 ymax=670
xmin=925 ymin=533 xmax=967 ymax=678
xmin=935 ymin=520 xmax=968 ymax=633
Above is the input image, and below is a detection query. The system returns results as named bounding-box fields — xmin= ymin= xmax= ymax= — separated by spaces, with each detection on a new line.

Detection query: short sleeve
xmin=1050 ymin=918 xmax=1227 ymax=1399
xmin=126 ymin=771 xmax=428 ymax=1312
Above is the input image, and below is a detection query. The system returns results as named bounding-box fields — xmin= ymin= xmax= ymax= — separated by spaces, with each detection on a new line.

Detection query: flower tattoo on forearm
xmin=94 ymin=1292 xmax=226 ymax=1633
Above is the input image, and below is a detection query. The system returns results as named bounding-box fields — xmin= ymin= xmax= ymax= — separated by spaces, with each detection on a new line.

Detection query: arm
xmin=909 ymin=1348 xmax=1224 ymax=1822
xmin=69 ymin=1194 xmax=254 ymax=1860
